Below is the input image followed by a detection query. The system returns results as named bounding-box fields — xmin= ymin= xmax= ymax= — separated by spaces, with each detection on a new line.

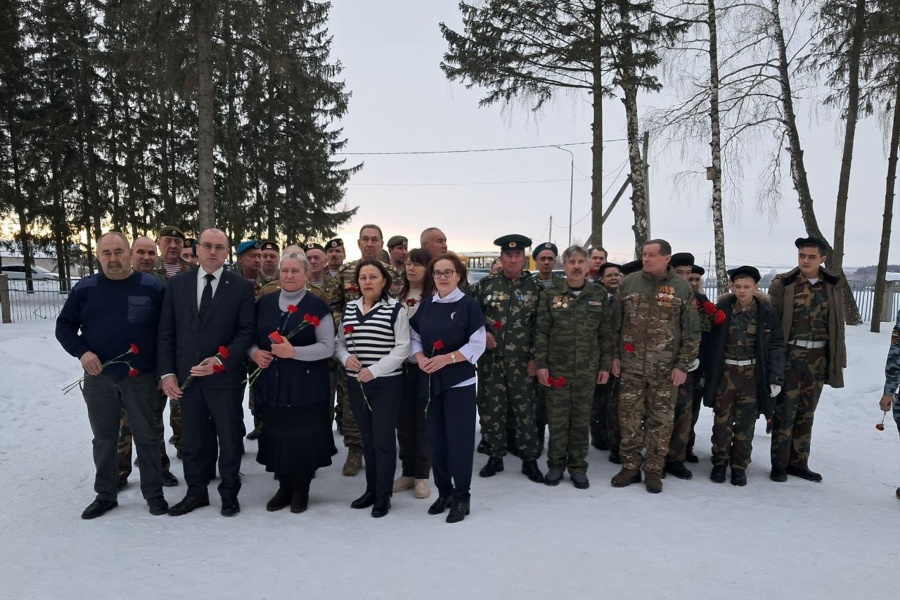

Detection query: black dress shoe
xmin=147 ymin=496 xmax=169 ymax=516
xmin=81 ymin=498 xmax=118 ymax=520
xmin=371 ymin=497 xmax=391 ymax=518
xmin=710 ymin=464 xmax=727 ymax=483
xmin=479 ymin=457 xmax=504 ymax=478
xmin=266 ymin=487 xmax=292 ymax=512
xmin=221 ymin=496 xmax=240 ymax=517
xmin=770 ymin=467 xmax=787 ymax=482
xmin=685 ymin=449 xmax=700 ymax=464
xmin=428 ymin=496 xmax=452 ymax=515
xmin=161 ymin=471 xmax=179 ymax=487
xmin=731 ymin=469 xmax=747 ymax=487
xmin=167 ymin=495 xmax=210 ymax=516
xmin=446 ymin=500 xmax=470 ymax=524
xmin=521 ymin=460 xmax=544 ymax=483
xmin=786 ymin=465 xmax=822 ymax=482
xmin=350 ymin=490 xmax=376 ymax=509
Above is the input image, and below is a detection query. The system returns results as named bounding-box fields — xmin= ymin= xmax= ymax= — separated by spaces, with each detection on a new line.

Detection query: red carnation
xmin=129 ymin=343 xmax=140 ymax=355
xmin=704 ymin=301 xmax=716 ymax=315
xmin=344 ymin=325 xmax=354 ymax=335
xmin=694 ymin=298 xmax=702 ymax=310
xmin=406 ymin=298 xmax=417 ymax=307
xmin=876 ymin=423 xmax=885 ymax=431
xmin=713 ymin=309 xmax=726 ymax=325
xmin=213 ymin=363 xmax=225 ymax=374
xmin=218 ymin=345 xmax=230 ymax=359
xmin=555 ymin=376 xmax=566 ymax=388
xmin=493 ymin=321 xmax=502 ymax=330
xmin=433 ymin=340 xmax=444 ymax=351
xmin=128 ymin=368 xmax=139 ymax=377
xmin=286 ymin=304 xmax=298 ymax=314
xmin=624 ymin=342 xmax=635 ymax=353
xmin=304 ymin=313 xmax=320 ymax=327
xmin=547 ymin=376 xmax=557 ymax=387
xmin=269 ymin=331 xmax=284 ymax=344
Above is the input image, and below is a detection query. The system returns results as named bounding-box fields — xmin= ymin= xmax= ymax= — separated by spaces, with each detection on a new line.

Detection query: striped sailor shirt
xmin=335 ymin=297 xmax=411 ymax=379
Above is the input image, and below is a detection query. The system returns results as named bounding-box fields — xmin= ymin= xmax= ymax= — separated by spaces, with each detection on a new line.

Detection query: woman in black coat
xmin=250 ymin=253 xmax=336 ymax=513
xmin=702 ymin=266 xmax=785 ymax=486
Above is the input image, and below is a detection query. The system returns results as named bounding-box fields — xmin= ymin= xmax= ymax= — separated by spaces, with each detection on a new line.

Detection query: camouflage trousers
xmin=771 ymin=347 xmax=826 ymax=470
xmin=711 ymin=365 xmax=758 ymax=469
xmin=666 ymin=375 xmax=695 ymax=463
xmin=335 ymin=359 xmax=361 ymax=449
xmin=618 ymin=371 xmax=678 ymax=475
xmin=478 ymin=355 xmax=540 ymax=460
xmin=892 ymin=393 xmax=900 ymax=435
xmin=117 ymin=390 xmax=172 ymax=477
xmin=545 ymin=374 xmax=594 ymax=474
xmin=591 ymin=377 xmax=621 ymax=449
xmin=169 ymin=397 xmax=182 ymax=450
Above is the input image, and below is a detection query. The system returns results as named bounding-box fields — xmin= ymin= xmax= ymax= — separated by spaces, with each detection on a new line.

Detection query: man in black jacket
xmin=158 ymin=228 xmax=256 ymax=517
xmin=704 ymin=266 xmax=785 ymax=486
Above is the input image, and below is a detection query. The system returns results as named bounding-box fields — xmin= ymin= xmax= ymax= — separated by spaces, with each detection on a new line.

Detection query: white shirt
xmin=197 ymin=266 xmax=225 ymax=310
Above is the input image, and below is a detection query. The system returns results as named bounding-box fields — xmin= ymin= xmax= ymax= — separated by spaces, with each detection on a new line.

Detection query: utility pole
xmin=552 ymin=146 xmax=575 ymax=247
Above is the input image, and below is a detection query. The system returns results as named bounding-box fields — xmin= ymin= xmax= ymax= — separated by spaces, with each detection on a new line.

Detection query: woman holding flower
xmin=334 ymin=260 xmax=410 ymax=518
xmin=392 ymin=248 xmax=435 ymax=500
xmin=409 ymin=252 xmax=485 ymax=523
xmin=249 ymin=252 xmax=336 ymax=513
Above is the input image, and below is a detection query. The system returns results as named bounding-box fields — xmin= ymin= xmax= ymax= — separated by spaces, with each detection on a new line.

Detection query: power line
xmin=349 ymin=177 xmax=590 ymax=187
xmin=336 ymin=139 xmax=627 ymax=156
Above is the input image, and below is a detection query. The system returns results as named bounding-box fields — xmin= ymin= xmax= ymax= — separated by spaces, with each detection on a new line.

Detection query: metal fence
xmin=0 ymin=277 xmax=73 ymax=323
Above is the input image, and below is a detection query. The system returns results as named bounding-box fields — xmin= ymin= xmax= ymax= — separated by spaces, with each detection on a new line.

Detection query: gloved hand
xmin=770 ymin=384 xmax=782 ymax=398
xmin=687 ymin=359 xmax=700 ymax=373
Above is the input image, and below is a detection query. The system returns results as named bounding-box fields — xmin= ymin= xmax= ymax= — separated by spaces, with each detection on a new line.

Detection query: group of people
xmin=61 ymin=220 xmax=900 ymax=524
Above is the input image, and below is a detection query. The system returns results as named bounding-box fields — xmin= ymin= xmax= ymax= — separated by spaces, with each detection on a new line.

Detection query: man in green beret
xmin=475 ymin=234 xmax=545 ymax=484
xmin=532 ymin=242 xmax=561 ymax=290
xmin=387 ymin=235 xmax=408 ymax=271
xmin=259 ymin=241 xmax=280 ymax=284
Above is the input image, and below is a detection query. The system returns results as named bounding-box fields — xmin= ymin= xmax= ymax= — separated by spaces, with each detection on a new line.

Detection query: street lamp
xmin=552 ymin=146 xmax=574 ymax=247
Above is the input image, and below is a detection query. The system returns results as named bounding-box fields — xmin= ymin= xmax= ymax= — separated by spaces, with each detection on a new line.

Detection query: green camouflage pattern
xmin=475 ymin=272 xmax=541 ymax=359
xmin=666 ymin=375 xmax=694 ymax=463
xmin=789 ymin=278 xmax=829 ymax=346
xmin=883 ymin=309 xmax=900 ymax=397
xmin=478 ymin=357 xmax=540 ymax=460
xmin=711 ymin=364 xmax=759 ymax=469
xmin=724 ymin=305 xmax=757 ymax=360
xmin=770 ymin=346 xmax=826 ymax=469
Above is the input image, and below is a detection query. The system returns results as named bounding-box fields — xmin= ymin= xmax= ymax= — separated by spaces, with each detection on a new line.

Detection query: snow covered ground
xmin=0 ymin=321 xmax=897 ymax=600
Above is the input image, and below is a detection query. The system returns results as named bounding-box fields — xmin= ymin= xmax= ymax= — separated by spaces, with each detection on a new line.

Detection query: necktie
xmin=199 ymin=273 xmax=215 ymax=320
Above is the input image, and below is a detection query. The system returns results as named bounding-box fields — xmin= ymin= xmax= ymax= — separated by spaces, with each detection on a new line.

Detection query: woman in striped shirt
xmin=335 ymin=259 xmax=411 ymax=518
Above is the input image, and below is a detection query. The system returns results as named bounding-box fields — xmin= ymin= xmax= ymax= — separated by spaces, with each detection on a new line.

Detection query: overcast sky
xmin=327 ymin=1 xmax=897 ymax=271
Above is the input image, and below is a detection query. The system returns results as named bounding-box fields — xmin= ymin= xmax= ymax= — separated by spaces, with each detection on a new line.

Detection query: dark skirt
xmin=256 ymin=403 xmax=337 ymax=475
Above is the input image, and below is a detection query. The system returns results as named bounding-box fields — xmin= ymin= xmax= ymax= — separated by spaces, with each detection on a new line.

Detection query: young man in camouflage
xmin=333 ymin=224 xmax=403 ymax=476
xmin=610 ymin=239 xmax=700 ymax=493
xmin=768 ymin=237 xmax=846 ymax=483
xmin=534 ymin=245 xmax=611 ymax=489
xmin=475 ymin=234 xmax=545 ymax=483
xmin=704 ymin=266 xmax=785 ymax=486
xmin=879 ymin=309 xmax=900 ymax=500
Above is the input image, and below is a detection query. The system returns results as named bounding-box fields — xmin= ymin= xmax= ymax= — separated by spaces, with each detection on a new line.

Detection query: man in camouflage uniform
xmin=387 ymin=235 xmax=409 ymax=271
xmin=235 ymin=240 xmax=263 ymax=297
xmin=768 ymin=237 xmax=846 ymax=483
xmin=475 ymin=234 xmax=545 ymax=483
xmin=704 ymin=266 xmax=785 ymax=486
xmin=610 ymin=239 xmax=700 ymax=493
xmin=531 ymin=242 xmax=562 ymax=453
xmin=535 ymin=245 xmax=611 ymax=489
xmin=663 ymin=252 xmax=707 ymax=480
xmin=116 ymin=236 xmax=179 ymax=489
xmin=334 ymin=224 xmax=403 ymax=475
xmin=588 ymin=247 xmax=607 ymax=283
xmin=154 ymin=226 xmax=193 ymax=455
xmin=879 ymin=309 xmax=900 ymax=501
xmin=325 ymin=237 xmax=345 ymax=278
xmin=258 ymin=240 xmax=280 ymax=285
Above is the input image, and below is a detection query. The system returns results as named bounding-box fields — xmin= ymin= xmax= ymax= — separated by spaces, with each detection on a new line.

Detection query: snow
xmin=0 ymin=321 xmax=897 ymax=600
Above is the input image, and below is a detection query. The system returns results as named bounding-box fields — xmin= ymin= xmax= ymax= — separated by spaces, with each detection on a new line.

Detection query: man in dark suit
xmin=158 ymin=228 xmax=256 ymax=517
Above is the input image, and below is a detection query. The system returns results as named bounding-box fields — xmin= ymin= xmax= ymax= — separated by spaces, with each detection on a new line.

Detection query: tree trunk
xmin=770 ymin=0 xmax=862 ymax=325
xmin=623 ymin=80 xmax=648 ymax=259
xmin=590 ymin=6 xmax=604 ymax=249
xmin=196 ymin=0 xmax=216 ymax=231
xmin=708 ymin=0 xmax=728 ymax=295
xmin=870 ymin=75 xmax=900 ymax=333
xmin=831 ymin=0 xmax=866 ymax=277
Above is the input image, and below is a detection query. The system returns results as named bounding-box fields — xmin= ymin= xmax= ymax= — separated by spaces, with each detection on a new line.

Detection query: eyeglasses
xmin=198 ymin=243 xmax=227 ymax=252
xmin=433 ymin=269 xmax=456 ymax=279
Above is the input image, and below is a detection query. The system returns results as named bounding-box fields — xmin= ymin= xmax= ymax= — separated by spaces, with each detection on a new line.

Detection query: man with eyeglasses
xmin=474 ymin=233 xmax=545 ymax=484
xmin=158 ymin=228 xmax=255 ymax=517
xmin=333 ymin=224 xmax=403 ymax=476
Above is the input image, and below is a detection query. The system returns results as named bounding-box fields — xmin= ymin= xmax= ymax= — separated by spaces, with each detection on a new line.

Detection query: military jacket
xmin=884 ymin=309 xmax=900 ymax=396
xmin=532 ymin=273 xmax=564 ymax=290
xmin=534 ymin=280 xmax=611 ymax=376
xmin=475 ymin=272 xmax=541 ymax=359
xmin=613 ymin=266 xmax=700 ymax=374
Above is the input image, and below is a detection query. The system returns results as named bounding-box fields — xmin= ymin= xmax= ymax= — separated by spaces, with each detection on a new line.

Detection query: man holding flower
xmin=56 ymin=232 xmax=168 ymax=519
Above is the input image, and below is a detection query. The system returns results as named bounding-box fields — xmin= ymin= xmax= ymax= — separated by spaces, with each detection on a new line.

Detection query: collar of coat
xmin=717 ymin=291 xmax=772 ymax=306
xmin=778 ymin=266 xmax=841 ymax=287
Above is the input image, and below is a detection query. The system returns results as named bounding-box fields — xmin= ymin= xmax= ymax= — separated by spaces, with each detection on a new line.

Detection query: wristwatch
xmin=450 ymin=352 xmax=457 ymax=363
